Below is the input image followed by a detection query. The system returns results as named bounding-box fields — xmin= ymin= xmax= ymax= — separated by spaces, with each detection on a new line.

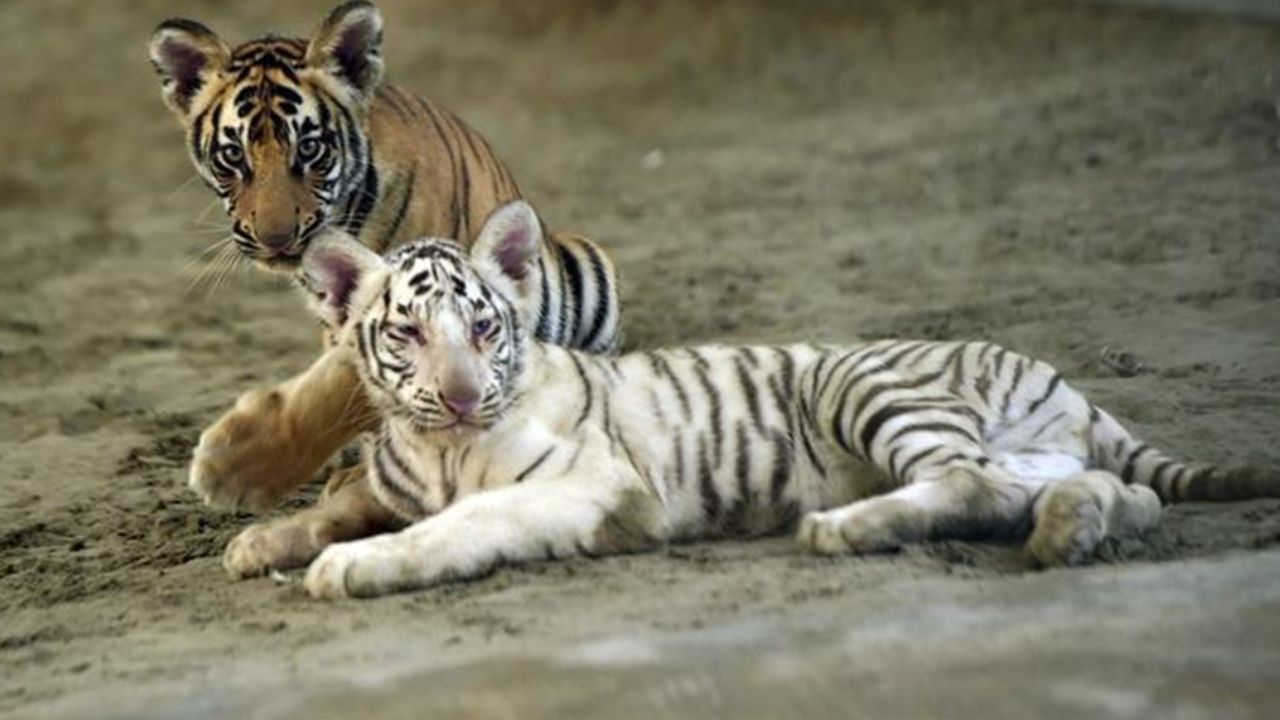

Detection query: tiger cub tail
xmin=1088 ymin=406 xmax=1279 ymax=503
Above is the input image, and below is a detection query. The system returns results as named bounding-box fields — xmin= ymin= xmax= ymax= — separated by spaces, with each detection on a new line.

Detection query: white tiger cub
xmin=294 ymin=201 xmax=1277 ymax=599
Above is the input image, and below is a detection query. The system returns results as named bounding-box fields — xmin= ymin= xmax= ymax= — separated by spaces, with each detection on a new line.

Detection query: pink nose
xmin=440 ymin=391 xmax=479 ymax=417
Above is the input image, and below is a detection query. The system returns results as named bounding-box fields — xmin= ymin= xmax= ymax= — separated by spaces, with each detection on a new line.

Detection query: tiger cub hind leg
xmin=1026 ymin=471 xmax=1161 ymax=568
xmin=223 ymin=468 xmax=401 ymax=579
xmin=798 ymin=461 xmax=1039 ymax=555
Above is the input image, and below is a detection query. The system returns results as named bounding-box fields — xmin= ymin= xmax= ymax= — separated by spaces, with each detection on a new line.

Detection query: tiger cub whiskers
xmin=295 ymin=203 xmax=1279 ymax=599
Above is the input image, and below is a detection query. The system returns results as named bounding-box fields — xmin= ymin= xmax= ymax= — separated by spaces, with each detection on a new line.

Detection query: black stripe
xmin=845 ymin=369 xmax=949 ymax=439
xmin=795 ymin=397 xmax=828 ymax=479
xmin=887 ymin=446 xmax=905 ymax=479
xmin=857 ymin=404 xmax=918 ymax=457
xmin=1026 ymin=373 xmax=1063 ymax=417
xmin=991 ymin=348 xmax=1008 ymax=383
xmin=534 ymin=256 xmax=552 ymax=340
xmin=672 ymin=436 xmax=686 ymax=488
xmin=378 ymin=169 xmax=416 ymax=251
xmin=975 ymin=342 xmax=996 ymax=366
xmin=443 ymin=113 xmax=474 ymax=240
xmin=884 ymin=420 xmax=981 ymax=448
xmin=617 ymin=434 xmax=651 ymax=493
xmin=568 ymin=353 xmax=594 ymax=429
xmin=1000 ymin=357 xmax=1026 ymax=417
xmin=355 ymin=319 xmax=372 ymax=364
xmin=814 ymin=348 xmax=865 ymax=403
xmin=649 ymin=353 xmax=692 ymax=419
xmin=830 ymin=366 xmax=946 ymax=458
xmin=1150 ymin=459 xmax=1176 ymax=487
xmin=728 ymin=421 xmax=752 ymax=534
xmin=601 ymin=391 xmax=618 ymax=451
xmin=346 ymin=163 xmax=379 ymax=236
xmin=763 ymin=348 xmax=796 ymax=427
xmin=896 ymin=444 xmax=945 ymax=481
xmin=580 ymin=240 xmax=615 ymax=352
xmin=698 ymin=436 xmax=721 ymax=521
xmin=733 ymin=421 xmax=750 ymax=485
xmin=1028 ymin=411 xmax=1068 ymax=441
xmin=373 ymin=442 xmax=429 ymax=517
xmin=768 ymin=431 xmax=792 ymax=505
xmin=514 ymin=447 xmax=556 ymax=484
xmin=685 ymin=348 xmax=711 ymax=369
xmin=649 ymin=388 xmax=668 ymax=428
xmin=557 ymin=241 xmax=586 ymax=344
xmin=382 ymin=437 xmax=424 ymax=493
xmin=190 ymin=105 xmax=211 ymax=161
xmin=456 ymin=152 xmax=474 ymax=239
xmin=734 ymin=355 xmax=765 ymax=436
xmin=1120 ymin=444 xmax=1151 ymax=484
xmin=418 ymin=100 xmax=463 ymax=239
xmin=693 ymin=363 xmax=725 ymax=468
xmin=879 ymin=341 xmax=929 ymax=370
xmin=900 ymin=342 xmax=940 ymax=368
xmin=552 ymin=240 xmax=571 ymax=345
xmin=774 ymin=347 xmax=796 ymax=402
xmin=948 ymin=343 xmax=971 ymax=394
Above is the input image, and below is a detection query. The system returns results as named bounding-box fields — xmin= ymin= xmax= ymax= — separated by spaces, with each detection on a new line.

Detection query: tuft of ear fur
xmin=471 ymin=201 xmax=544 ymax=297
xmin=300 ymin=232 xmax=386 ymax=329
xmin=149 ymin=19 xmax=231 ymax=115
xmin=306 ymin=1 xmax=385 ymax=101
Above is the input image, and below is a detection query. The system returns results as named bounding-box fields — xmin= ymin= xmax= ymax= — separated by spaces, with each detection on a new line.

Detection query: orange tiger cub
xmin=149 ymin=3 xmax=620 ymax=548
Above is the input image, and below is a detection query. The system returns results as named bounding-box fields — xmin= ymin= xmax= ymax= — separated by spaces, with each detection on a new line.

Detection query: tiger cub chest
xmin=365 ymin=416 xmax=608 ymax=523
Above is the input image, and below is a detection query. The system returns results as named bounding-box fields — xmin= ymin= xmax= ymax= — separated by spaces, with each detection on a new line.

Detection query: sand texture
xmin=1 ymin=1 xmax=1279 ymax=718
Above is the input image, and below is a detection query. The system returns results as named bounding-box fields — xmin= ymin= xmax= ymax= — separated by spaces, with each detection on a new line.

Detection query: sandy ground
xmin=2 ymin=1 xmax=1279 ymax=718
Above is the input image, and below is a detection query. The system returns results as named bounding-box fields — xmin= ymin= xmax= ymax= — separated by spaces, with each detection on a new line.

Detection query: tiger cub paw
xmin=304 ymin=536 xmax=411 ymax=600
xmin=1026 ymin=487 xmax=1106 ymax=568
xmin=189 ymin=388 xmax=308 ymax=512
xmin=797 ymin=508 xmax=903 ymax=556
xmin=223 ymin=518 xmax=329 ymax=579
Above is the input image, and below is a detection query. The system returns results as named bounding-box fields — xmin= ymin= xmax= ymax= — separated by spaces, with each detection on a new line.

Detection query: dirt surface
xmin=2 ymin=1 xmax=1279 ymax=718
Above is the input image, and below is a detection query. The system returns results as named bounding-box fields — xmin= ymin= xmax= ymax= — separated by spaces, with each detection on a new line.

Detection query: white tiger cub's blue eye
xmin=472 ymin=318 xmax=492 ymax=339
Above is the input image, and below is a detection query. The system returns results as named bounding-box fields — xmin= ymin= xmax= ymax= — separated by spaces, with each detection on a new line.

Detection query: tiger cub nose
xmin=440 ymin=390 xmax=479 ymax=418
xmin=259 ymin=230 xmax=296 ymax=251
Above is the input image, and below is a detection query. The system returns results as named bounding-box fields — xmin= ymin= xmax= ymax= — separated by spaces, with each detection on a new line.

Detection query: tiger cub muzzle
xmin=232 ymin=167 xmax=328 ymax=267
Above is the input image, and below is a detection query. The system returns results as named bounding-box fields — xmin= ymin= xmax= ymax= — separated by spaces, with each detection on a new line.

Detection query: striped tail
xmin=1088 ymin=407 xmax=1279 ymax=503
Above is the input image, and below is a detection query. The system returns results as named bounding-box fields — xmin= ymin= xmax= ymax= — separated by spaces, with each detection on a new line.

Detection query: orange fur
xmin=154 ymin=3 xmax=622 ymax=576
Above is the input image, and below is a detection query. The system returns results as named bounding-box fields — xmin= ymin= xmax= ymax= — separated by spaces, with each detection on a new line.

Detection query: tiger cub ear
xmin=149 ymin=19 xmax=231 ymax=116
xmin=301 ymin=233 xmax=386 ymax=329
xmin=472 ymin=201 xmax=544 ymax=301
xmin=306 ymin=1 xmax=385 ymax=101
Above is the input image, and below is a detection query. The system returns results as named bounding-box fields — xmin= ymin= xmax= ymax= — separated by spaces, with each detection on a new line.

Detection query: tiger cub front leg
xmin=223 ymin=467 xmax=402 ymax=578
xmin=189 ymin=347 xmax=377 ymax=511
xmin=305 ymin=481 xmax=661 ymax=599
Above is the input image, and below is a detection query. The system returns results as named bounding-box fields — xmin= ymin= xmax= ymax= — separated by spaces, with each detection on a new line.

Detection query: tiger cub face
xmin=149 ymin=2 xmax=384 ymax=270
xmin=301 ymin=202 xmax=542 ymax=437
